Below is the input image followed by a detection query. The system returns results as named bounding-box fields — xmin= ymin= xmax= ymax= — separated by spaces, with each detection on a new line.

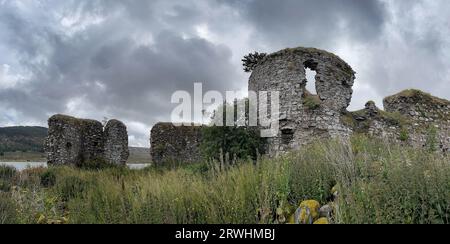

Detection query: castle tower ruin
xmin=45 ymin=114 xmax=129 ymax=166
xmin=249 ymin=47 xmax=356 ymax=156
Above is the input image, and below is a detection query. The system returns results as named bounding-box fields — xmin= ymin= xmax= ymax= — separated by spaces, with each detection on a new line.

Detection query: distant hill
xmin=128 ymin=147 xmax=152 ymax=164
xmin=0 ymin=126 xmax=48 ymax=153
xmin=0 ymin=126 xmax=151 ymax=163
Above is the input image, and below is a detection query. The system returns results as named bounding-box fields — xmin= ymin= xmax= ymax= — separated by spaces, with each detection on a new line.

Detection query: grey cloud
xmin=1 ymin=0 xmax=450 ymax=146
xmin=222 ymin=0 xmax=388 ymax=50
xmin=356 ymin=0 xmax=450 ymax=103
xmin=0 ymin=0 xmax=242 ymax=146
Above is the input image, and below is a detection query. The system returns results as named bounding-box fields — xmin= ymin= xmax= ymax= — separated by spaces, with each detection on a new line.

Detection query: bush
xmin=201 ymin=126 xmax=265 ymax=162
xmin=201 ymin=99 xmax=266 ymax=162
xmin=40 ymin=169 xmax=57 ymax=188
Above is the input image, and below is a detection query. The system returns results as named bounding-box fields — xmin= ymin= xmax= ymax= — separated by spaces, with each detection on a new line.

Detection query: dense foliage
xmin=242 ymin=52 xmax=267 ymax=72
xmin=200 ymin=99 xmax=266 ymax=162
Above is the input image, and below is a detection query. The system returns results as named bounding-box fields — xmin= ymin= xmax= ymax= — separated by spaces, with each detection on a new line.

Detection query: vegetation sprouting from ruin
xmin=242 ymin=52 xmax=267 ymax=72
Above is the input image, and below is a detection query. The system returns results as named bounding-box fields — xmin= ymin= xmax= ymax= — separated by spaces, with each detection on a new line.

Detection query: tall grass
xmin=62 ymin=157 xmax=290 ymax=224
xmin=1 ymin=136 xmax=449 ymax=224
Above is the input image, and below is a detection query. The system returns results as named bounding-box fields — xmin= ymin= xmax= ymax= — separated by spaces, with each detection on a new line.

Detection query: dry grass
xmin=1 ymin=135 xmax=449 ymax=224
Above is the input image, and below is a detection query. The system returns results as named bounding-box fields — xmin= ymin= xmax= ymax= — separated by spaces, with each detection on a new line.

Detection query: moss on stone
xmin=260 ymin=46 xmax=355 ymax=76
xmin=49 ymin=114 xmax=102 ymax=128
xmin=378 ymin=110 xmax=409 ymax=127
xmin=384 ymin=89 xmax=450 ymax=106
xmin=341 ymin=106 xmax=410 ymax=133
xmin=298 ymin=200 xmax=321 ymax=224
xmin=340 ymin=110 xmax=370 ymax=132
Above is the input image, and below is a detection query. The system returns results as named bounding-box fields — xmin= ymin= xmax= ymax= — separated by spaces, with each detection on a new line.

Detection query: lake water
xmin=0 ymin=162 xmax=151 ymax=171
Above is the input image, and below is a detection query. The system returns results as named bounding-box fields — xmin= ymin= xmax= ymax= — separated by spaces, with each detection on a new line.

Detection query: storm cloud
xmin=0 ymin=0 xmax=449 ymax=146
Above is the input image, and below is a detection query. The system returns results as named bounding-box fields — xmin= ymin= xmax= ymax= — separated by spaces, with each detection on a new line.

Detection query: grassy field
xmin=0 ymin=151 xmax=46 ymax=162
xmin=0 ymin=147 xmax=151 ymax=164
xmin=1 ymin=135 xmax=449 ymax=224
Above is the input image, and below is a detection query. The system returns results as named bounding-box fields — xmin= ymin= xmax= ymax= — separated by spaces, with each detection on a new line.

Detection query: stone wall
xmin=150 ymin=123 xmax=203 ymax=165
xmin=150 ymin=46 xmax=450 ymax=163
xmin=249 ymin=47 xmax=356 ymax=156
xmin=383 ymin=90 xmax=450 ymax=152
xmin=342 ymin=90 xmax=450 ymax=153
xmin=104 ymin=119 xmax=129 ymax=165
xmin=45 ymin=114 xmax=129 ymax=166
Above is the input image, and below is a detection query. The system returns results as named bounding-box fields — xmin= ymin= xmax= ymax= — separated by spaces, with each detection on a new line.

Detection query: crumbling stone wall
xmin=150 ymin=123 xmax=203 ymax=165
xmin=383 ymin=90 xmax=450 ymax=152
xmin=249 ymin=47 xmax=356 ymax=156
xmin=104 ymin=120 xmax=129 ymax=165
xmin=45 ymin=114 xmax=129 ymax=166
xmin=150 ymin=46 xmax=450 ymax=163
xmin=342 ymin=90 xmax=450 ymax=153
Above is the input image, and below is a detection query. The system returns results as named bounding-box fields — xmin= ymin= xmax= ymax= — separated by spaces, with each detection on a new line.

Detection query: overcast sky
xmin=1 ymin=0 xmax=449 ymax=147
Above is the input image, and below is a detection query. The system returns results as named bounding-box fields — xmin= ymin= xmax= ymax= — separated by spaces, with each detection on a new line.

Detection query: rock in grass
xmin=319 ymin=204 xmax=333 ymax=218
xmin=297 ymin=200 xmax=321 ymax=224
xmin=331 ymin=185 xmax=339 ymax=199
xmin=313 ymin=217 xmax=329 ymax=224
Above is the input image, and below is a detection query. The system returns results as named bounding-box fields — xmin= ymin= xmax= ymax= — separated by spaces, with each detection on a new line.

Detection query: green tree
xmin=201 ymin=99 xmax=266 ymax=162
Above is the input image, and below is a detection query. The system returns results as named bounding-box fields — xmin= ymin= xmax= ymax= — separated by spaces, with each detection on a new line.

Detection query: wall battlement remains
xmin=45 ymin=114 xmax=129 ymax=166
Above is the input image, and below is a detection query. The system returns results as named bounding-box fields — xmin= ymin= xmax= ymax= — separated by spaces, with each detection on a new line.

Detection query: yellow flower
xmin=313 ymin=217 xmax=329 ymax=225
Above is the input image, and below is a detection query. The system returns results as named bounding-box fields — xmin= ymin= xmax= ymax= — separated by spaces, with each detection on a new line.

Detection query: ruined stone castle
xmin=150 ymin=46 xmax=450 ymax=164
xmin=45 ymin=114 xmax=129 ymax=166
